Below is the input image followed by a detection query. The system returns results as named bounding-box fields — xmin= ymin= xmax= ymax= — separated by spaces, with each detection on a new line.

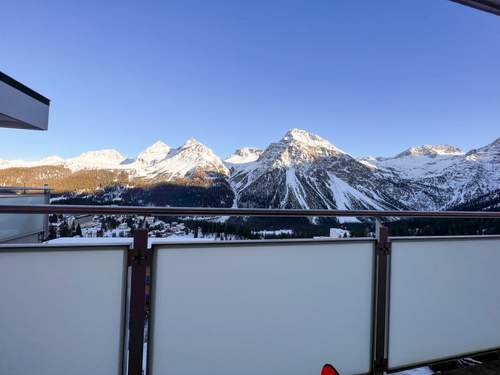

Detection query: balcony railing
xmin=0 ymin=186 xmax=50 ymax=243
xmin=0 ymin=204 xmax=499 ymax=375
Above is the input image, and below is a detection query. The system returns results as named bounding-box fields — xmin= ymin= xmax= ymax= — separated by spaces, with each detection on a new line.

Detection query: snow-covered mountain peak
xmin=228 ymin=129 xmax=391 ymax=216
xmin=225 ymin=148 xmax=263 ymax=164
xmin=281 ymin=128 xmax=343 ymax=151
xmin=367 ymin=144 xmax=465 ymax=180
xmin=136 ymin=141 xmax=171 ymax=167
xmin=133 ymin=138 xmax=229 ymax=180
xmin=146 ymin=140 xmax=170 ymax=153
xmin=257 ymin=129 xmax=347 ymax=168
xmin=0 ymin=155 xmax=65 ymax=170
xmin=173 ymin=139 xmax=224 ymax=165
xmin=396 ymin=144 xmax=464 ymax=158
xmin=181 ymin=138 xmax=203 ymax=148
xmin=73 ymin=149 xmax=125 ymax=160
xmin=173 ymin=138 xmax=220 ymax=159
xmin=66 ymin=149 xmax=126 ymax=171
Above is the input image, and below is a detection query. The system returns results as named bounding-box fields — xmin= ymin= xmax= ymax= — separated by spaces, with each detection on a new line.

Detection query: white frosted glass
xmin=0 ymin=195 xmax=46 ymax=241
xmin=389 ymin=238 xmax=500 ymax=369
xmin=150 ymin=241 xmax=374 ymax=375
xmin=0 ymin=247 xmax=126 ymax=375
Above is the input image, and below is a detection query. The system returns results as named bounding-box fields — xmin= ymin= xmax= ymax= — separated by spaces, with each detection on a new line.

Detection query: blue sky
xmin=1 ymin=0 xmax=499 ymax=160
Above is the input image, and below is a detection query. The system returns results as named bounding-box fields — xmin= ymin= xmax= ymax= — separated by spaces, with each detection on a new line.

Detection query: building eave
xmin=0 ymin=71 xmax=50 ymax=131
xmin=451 ymin=0 xmax=500 ymax=16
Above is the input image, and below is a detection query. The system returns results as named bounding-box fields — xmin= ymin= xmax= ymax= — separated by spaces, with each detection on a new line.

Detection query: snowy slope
xmin=225 ymin=147 xmax=262 ymax=165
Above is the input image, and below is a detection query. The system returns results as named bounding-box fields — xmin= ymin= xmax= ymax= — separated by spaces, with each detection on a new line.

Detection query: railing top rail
xmin=0 ymin=204 xmax=498 ymax=219
xmin=0 ymin=186 xmax=51 ymax=192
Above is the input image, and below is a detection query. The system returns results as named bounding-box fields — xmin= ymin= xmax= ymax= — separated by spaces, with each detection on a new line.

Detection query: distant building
xmin=452 ymin=0 xmax=500 ymax=16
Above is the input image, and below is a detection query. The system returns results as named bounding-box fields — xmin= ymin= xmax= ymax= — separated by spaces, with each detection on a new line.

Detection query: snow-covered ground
xmin=252 ymin=229 xmax=293 ymax=237
xmin=225 ymin=147 xmax=262 ymax=165
xmin=46 ymin=237 xmax=134 ymax=245
xmin=329 ymin=228 xmax=351 ymax=238
xmin=313 ymin=227 xmax=351 ymax=239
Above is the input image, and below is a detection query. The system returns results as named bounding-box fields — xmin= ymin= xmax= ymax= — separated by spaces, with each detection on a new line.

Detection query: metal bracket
xmin=376 ymin=238 xmax=391 ymax=256
xmin=128 ymin=250 xmax=149 ymax=266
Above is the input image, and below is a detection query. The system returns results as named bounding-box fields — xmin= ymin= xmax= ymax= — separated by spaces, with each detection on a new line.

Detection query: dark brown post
xmin=42 ymin=184 xmax=50 ymax=241
xmin=372 ymin=222 xmax=390 ymax=375
xmin=128 ymin=229 xmax=149 ymax=375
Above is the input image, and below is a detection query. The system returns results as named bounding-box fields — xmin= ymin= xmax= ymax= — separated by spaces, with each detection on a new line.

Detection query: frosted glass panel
xmin=150 ymin=240 xmax=374 ymax=375
xmin=0 ymin=246 xmax=126 ymax=375
xmin=0 ymin=195 xmax=46 ymax=241
xmin=389 ymin=237 xmax=500 ymax=369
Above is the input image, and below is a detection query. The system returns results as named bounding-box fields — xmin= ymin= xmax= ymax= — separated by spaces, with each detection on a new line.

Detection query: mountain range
xmin=1 ymin=128 xmax=498 ymax=214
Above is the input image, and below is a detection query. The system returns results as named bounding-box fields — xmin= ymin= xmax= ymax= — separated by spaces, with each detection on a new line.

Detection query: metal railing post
xmin=372 ymin=221 xmax=391 ymax=375
xmin=128 ymin=229 xmax=149 ymax=375
xmin=42 ymin=184 xmax=50 ymax=241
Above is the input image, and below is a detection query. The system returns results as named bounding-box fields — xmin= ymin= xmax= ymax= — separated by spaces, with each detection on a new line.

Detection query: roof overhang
xmin=0 ymin=72 xmax=50 ymax=131
xmin=451 ymin=0 xmax=500 ymax=16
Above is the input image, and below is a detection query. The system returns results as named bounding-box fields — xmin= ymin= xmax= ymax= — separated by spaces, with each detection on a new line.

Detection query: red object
xmin=321 ymin=364 xmax=339 ymax=375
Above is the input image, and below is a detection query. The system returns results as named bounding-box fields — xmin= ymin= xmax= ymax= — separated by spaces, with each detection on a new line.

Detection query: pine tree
xmin=47 ymin=225 xmax=57 ymax=240
xmin=59 ymin=222 xmax=71 ymax=237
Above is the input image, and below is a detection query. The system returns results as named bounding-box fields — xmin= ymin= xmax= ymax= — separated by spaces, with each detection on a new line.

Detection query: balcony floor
xmin=442 ymin=360 xmax=500 ymax=374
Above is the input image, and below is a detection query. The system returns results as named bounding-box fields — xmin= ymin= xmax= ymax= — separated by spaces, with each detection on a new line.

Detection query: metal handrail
xmin=0 ymin=186 xmax=51 ymax=192
xmin=0 ymin=204 xmax=498 ymax=218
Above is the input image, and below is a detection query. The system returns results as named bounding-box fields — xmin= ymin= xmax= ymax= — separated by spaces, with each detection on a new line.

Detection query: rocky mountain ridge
xmin=1 ymin=129 xmax=498 ymax=212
